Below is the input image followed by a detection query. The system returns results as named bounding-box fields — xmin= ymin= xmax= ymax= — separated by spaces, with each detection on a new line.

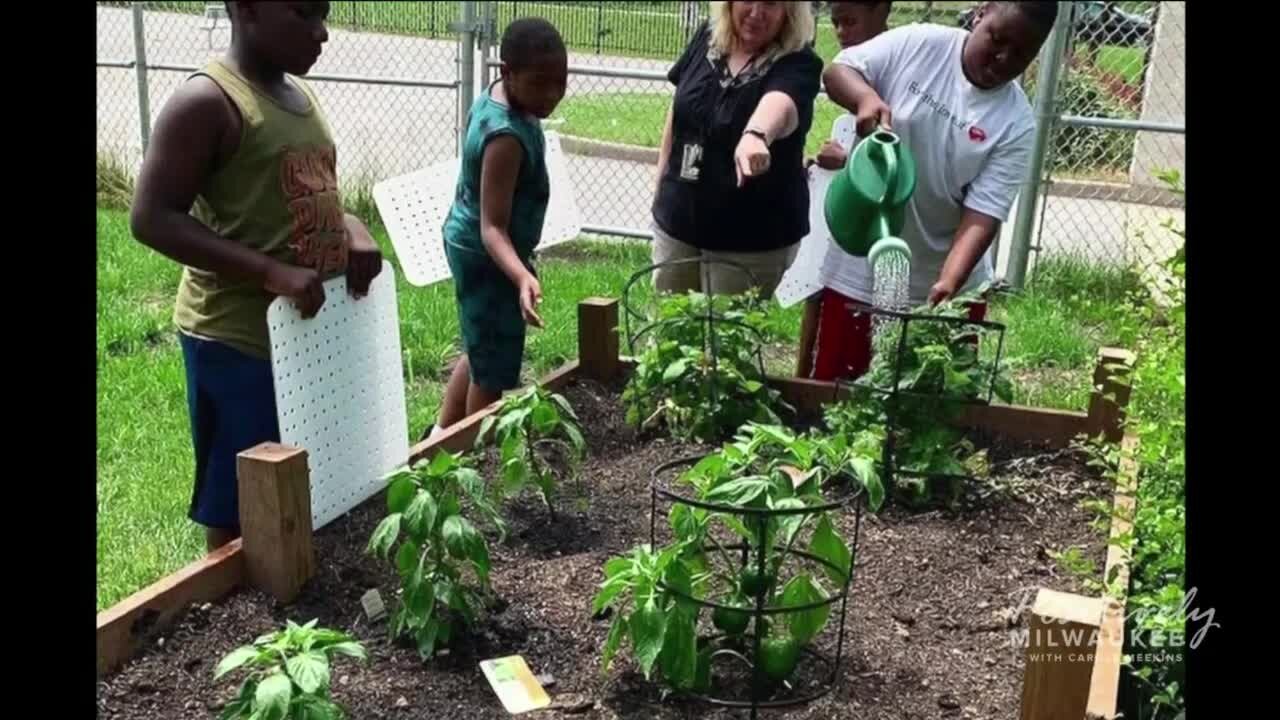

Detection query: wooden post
xmin=1087 ymin=347 xmax=1136 ymax=442
xmin=237 ymin=443 xmax=314 ymax=604
xmin=1019 ymin=588 xmax=1106 ymax=720
xmin=578 ymin=297 xmax=619 ymax=382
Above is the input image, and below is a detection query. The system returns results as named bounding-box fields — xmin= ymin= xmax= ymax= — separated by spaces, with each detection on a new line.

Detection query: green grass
xmin=554 ymin=92 xmax=844 ymax=159
xmin=97 ymin=209 xmax=201 ymax=609
xmin=990 ymin=255 xmax=1144 ymax=409
xmin=1096 ymin=45 xmax=1147 ymax=86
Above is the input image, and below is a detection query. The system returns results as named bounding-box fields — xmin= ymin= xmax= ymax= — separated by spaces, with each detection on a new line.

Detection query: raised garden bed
xmin=97 ymin=299 xmax=1139 ymax=720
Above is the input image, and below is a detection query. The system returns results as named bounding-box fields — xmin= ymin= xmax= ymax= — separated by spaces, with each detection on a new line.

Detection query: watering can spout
xmin=823 ymin=129 xmax=917 ymax=257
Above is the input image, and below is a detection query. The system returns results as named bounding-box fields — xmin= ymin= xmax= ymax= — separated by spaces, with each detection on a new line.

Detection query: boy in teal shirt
xmin=432 ymin=18 xmax=569 ymax=435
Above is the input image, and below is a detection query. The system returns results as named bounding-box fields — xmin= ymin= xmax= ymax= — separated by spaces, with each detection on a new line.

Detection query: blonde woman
xmin=651 ymin=1 xmax=821 ymax=297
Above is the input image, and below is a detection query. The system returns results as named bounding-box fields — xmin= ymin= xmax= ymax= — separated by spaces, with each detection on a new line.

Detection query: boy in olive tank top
xmin=130 ymin=0 xmax=382 ymax=551
xmin=431 ymin=19 xmax=568 ymax=436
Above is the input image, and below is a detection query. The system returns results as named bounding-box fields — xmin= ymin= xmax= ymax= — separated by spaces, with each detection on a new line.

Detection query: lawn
xmin=1096 ymin=44 xmax=1147 ymax=86
xmin=96 ymin=199 xmax=1140 ymax=610
xmin=554 ymin=91 xmax=846 ymax=159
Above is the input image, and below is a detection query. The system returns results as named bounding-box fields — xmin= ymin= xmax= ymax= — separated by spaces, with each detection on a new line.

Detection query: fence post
xmin=131 ymin=2 xmax=152 ymax=156
xmin=1005 ymin=3 xmax=1073 ymax=290
xmin=595 ymin=2 xmax=604 ymax=54
xmin=457 ymin=1 xmax=477 ymax=156
xmin=477 ymin=2 xmax=495 ymax=90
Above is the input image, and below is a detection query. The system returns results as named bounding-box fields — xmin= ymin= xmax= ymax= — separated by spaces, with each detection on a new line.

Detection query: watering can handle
xmin=878 ymin=139 xmax=898 ymax=205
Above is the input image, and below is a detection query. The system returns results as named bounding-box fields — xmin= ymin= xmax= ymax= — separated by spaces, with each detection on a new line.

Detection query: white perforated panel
xmin=267 ymin=261 xmax=409 ymax=529
xmin=775 ymin=115 xmax=860 ymax=308
xmin=373 ymin=132 xmax=583 ymax=288
xmin=373 ymin=157 xmax=461 ymax=287
xmin=538 ymin=132 xmax=585 ymax=250
xmin=831 ymin=113 xmax=857 ymax=150
xmin=775 ymin=168 xmax=837 ymax=308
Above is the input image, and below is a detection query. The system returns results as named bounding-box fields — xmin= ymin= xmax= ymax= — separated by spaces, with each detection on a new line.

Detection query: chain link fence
xmin=96 ymin=1 xmax=463 ymax=191
xmin=1028 ymin=1 xmax=1185 ymax=283
xmin=480 ymin=2 xmax=989 ymax=238
xmin=96 ymin=1 xmax=1185 ymax=283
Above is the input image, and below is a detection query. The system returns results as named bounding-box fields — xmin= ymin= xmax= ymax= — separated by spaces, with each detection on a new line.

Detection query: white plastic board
xmin=539 ymin=132 xmax=585 ymax=251
xmin=372 ymin=132 xmax=583 ymax=288
xmin=774 ymin=115 xmax=860 ymax=308
xmin=267 ymin=261 xmax=409 ymax=529
xmin=372 ymin=157 xmax=461 ymax=288
xmin=774 ymin=167 xmax=838 ymax=308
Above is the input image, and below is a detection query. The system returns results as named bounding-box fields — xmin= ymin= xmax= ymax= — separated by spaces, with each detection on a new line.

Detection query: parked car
xmin=957 ymin=2 xmax=1153 ymax=47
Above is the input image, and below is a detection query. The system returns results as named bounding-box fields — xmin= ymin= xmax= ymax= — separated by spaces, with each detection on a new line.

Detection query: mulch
xmin=98 ymin=377 xmax=1110 ymax=720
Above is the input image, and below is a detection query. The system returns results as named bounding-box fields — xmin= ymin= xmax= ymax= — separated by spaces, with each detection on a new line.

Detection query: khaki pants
xmin=650 ymin=225 xmax=800 ymax=299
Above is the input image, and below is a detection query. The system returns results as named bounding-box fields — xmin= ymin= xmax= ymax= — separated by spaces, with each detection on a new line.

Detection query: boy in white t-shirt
xmin=795 ymin=0 xmax=893 ymax=378
xmin=806 ymin=1 xmax=1057 ymax=382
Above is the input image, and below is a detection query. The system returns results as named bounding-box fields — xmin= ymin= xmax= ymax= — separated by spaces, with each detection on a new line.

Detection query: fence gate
xmin=95 ymin=1 xmax=467 ymax=185
xmin=1024 ymin=1 xmax=1186 ymax=285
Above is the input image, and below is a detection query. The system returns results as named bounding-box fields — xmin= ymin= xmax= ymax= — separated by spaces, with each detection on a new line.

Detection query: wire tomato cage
xmin=831 ymin=302 xmax=1010 ymax=501
xmin=620 ymin=257 xmax=777 ymax=437
xmin=647 ymin=453 xmax=866 ymax=716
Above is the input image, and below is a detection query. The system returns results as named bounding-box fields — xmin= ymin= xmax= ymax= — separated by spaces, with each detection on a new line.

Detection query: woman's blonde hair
xmin=707 ymin=1 xmax=816 ymax=57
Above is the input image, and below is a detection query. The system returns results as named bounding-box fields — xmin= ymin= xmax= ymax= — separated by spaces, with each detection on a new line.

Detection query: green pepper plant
xmin=825 ymin=293 xmax=1014 ymax=506
xmin=591 ymin=424 xmax=878 ymax=691
xmin=476 ymin=384 xmax=587 ymax=518
xmin=622 ymin=292 xmax=790 ymax=443
xmin=214 ymin=619 xmax=367 ymax=720
xmin=366 ymin=451 xmax=502 ymax=660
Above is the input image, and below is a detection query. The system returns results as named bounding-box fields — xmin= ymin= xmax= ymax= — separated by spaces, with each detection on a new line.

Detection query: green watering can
xmin=823 ymin=129 xmax=917 ymax=257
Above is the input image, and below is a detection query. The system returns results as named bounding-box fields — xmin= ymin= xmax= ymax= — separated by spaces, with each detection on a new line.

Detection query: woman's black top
xmin=652 ymin=22 xmax=823 ymax=253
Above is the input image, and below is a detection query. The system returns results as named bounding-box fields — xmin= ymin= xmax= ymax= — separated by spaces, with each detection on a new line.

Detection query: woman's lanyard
xmin=678 ymin=47 xmax=768 ymax=184
xmin=701 ymin=49 xmax=764 ymax=136
xmin=719 ymin=48 xmax=764 ymax=88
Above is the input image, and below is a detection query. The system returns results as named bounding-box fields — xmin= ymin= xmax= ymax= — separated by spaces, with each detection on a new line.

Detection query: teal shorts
xmin=445 ymin=240 xmax=533 ymax=393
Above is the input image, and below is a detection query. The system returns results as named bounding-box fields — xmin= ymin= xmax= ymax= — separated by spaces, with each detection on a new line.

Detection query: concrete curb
xmin=1045 ymin=179 xmax=1184 ymax=209
xmin=558 ymin=134 xmax=659 ymax=165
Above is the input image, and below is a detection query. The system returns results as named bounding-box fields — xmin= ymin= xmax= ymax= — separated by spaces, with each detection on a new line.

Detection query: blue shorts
xmin=179 ymin=332 xmax=280 ymax=531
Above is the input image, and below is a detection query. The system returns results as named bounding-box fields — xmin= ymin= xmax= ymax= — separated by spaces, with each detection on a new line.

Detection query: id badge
xmin=678 ymin=140 xmax=704 ymax=183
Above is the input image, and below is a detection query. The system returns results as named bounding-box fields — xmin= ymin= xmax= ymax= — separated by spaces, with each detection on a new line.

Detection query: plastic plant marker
xmin=479 ymin=656 xmax=551 ymax=714
xmin=361 ymin=588 xmax=386 ymax=622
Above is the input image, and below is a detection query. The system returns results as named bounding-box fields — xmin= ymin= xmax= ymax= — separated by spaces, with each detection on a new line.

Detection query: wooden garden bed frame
xmin=96 ymin=298 xmax=1141 ymax=720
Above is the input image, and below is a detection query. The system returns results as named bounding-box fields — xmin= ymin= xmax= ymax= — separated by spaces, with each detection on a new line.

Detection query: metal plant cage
xmin=831 ymin=303 xmax=1009 ymax=500
xmin=620 ymin=257 xmax=776 ymax=435
xmin=648 ymin=455 xmax=865 ymax=716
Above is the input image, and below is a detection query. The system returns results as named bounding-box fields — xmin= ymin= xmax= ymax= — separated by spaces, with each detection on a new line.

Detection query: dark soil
xmin=98 ymin=378 xmax=1110 ymax=720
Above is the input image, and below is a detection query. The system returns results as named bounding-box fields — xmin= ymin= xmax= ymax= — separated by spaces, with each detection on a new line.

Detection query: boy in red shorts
xmin=795 ymin=1 xmax=892 ymax=378
xmin=806 ymin=1 xmax=1055 ymax=381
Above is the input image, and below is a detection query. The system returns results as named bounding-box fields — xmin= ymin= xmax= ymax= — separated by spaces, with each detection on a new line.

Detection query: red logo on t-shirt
xmin=969 ymin=126 xmax=988 ymax=143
